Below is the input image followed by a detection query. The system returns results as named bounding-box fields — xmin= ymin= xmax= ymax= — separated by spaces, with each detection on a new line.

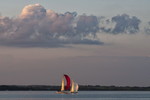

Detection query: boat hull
xmin=70 ymin=92 xmax=78 ymax=94
xmin=56 ymin=91 xmax=70 ymax=94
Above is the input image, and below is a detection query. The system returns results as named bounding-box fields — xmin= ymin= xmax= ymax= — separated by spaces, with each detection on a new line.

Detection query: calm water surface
xmin=0 ymin=91 xmax=150 ymax=100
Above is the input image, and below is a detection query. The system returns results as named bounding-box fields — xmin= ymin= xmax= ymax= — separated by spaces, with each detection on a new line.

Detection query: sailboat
xmin=56 ymin=74 xmax=79 ymax=94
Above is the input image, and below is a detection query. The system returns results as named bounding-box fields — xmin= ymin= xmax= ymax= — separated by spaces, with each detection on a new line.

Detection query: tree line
xmin=0 ymin=85 xmax=150 ymax=91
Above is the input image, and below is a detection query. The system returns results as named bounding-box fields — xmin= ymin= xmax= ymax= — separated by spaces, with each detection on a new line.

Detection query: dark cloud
xmin=0 ymin=4 xmax=103 ymax=47
xmin=76 ymin=15 xmax=99 ymax=36
xmin=112 ymin=14 xmax=141 ymax=34
xmin=100 ymin=14 xmax=141 ymax=34
xmin=144 ymin=21 xmax=150 ymax=35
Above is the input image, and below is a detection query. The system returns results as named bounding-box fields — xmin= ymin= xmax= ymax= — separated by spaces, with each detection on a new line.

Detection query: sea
xmin=0 ymin=91 xmax=150 ymax=100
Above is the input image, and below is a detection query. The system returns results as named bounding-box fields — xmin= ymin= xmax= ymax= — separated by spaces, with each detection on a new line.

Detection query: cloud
xmin=0 ymin=4 xmax=103 ymax=47
xmin=144 ymin=21 xmax=150 ymax=35
xmin=0 ymin=4 xmax=145 ymax=47
xmin=76 ymin=15 xmax=99 ymax=35
xmin=100 ymin=14 xmax=141 ymax=34
xmin=20 ymin=4 xmax=46 ymax=19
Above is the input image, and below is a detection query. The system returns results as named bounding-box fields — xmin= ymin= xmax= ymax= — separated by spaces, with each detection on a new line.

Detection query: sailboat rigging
xmin=56 ymin=74 xmax=79 ymax=94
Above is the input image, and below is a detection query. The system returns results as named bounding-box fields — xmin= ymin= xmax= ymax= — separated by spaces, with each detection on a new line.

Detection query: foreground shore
xmin=0 ymin=85 xmax=150 ymax=91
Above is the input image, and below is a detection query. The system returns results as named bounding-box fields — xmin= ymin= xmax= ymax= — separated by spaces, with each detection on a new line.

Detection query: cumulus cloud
xmin=100 ymin=14 xmax=141 ymax=34
xmin=76 ymin=15 xmax=99 ymax=35
xmin=20 ymin=4 xmax=46 ymax=19
xmin=0 ymin=4 xmax=145 ymax=47
xmin=0 ymin=4 xmax=103 ymax=47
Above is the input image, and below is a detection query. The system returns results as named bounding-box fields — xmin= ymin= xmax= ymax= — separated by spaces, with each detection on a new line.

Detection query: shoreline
xmin=0 ymin=85 xmax=150 ymax=91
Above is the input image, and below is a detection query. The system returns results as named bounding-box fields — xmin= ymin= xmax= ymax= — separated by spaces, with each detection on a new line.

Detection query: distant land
xmin=0 ymin=85 xmax=150 ymax=91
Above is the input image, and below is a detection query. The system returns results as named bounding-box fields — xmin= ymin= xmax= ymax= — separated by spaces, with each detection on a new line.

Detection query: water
xmin=0 ymin=91 xmax=150 ymax=100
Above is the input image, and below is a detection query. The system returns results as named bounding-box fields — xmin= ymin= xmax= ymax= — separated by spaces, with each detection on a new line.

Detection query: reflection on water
xmin=0 ymin=91 xmax=150 ymax=100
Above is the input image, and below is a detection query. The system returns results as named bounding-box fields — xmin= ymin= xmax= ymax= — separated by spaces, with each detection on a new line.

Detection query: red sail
xmin=64 ymin=74 xmax=71 ymax=90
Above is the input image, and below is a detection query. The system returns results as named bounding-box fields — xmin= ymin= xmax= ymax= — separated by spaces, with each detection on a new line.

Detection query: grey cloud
xmin=100 ymin=14 xmax=141 ymax=34
xmin=144 ymin=21 xmax=150 ymax=35
xmin=76 ymin=15 xmax=99 ymax=36
xmin=112 ymin=14 xmax=141 ymax=34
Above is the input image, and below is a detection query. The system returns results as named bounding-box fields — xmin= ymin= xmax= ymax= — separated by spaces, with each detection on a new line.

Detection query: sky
xmin=0 ymin=0 xmax=150 ymax=86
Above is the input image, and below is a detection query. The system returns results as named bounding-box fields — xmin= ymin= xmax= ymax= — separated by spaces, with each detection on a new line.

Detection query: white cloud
xmin=0 ymin=4 xmax=149 ymax=47
xmin=0 ymin=4 xmax=102 ymax=47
